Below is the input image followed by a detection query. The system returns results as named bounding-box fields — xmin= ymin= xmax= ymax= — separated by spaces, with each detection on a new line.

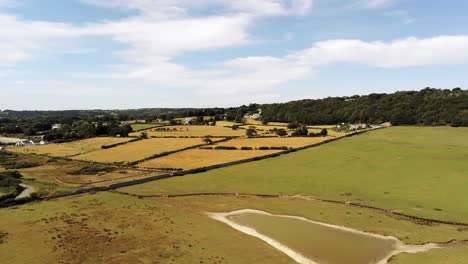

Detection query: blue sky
xmin=1 ymin=0 xmax=468 ymax=110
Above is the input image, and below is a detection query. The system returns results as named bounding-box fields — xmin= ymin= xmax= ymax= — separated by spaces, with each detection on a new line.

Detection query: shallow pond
xmin=212 ymin=210 xmax=402 ymax=264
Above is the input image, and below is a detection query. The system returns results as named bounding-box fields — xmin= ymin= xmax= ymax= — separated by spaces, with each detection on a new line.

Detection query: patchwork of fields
xmin=122 ymin=127 xmax=468 ymax=223
xmin=1 ymin=125 xmax=468 ymax=264
xmin=73 ymin=137 xmax=208 ymax=163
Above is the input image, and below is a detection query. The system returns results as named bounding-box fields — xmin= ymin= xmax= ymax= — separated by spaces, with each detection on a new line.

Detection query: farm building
xmin=184 ymin=117 xmax=193 ymax=125
xmin=15 ymin=140 xmax=48 ymax=147
xmin=52 ymin=124 xmax=62 ymax=130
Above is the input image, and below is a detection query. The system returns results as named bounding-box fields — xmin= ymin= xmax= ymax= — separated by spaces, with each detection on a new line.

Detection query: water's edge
xmin=208 ymin=209 xmax=440 ymax=264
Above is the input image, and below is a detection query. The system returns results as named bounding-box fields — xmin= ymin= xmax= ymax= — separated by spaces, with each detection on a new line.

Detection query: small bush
xmin=72 ymin=165 xmax=113 ymax=175
xmin=214 ymin=146 xmax=237 ymax=150
xmin=4 ymin=162 xmax=41 ymax=169
xmin=270 ymin=146 xmax=288 ymax=150
xmin=258 ymin=146 xmax=270 ymax=150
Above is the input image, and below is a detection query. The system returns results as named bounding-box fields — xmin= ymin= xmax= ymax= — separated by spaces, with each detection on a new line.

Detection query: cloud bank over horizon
xmin=1 ymin=0 xmax=468 ymax=110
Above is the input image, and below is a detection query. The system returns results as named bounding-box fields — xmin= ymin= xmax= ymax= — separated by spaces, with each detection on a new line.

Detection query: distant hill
xmin=261 ymin=88 xmax=468 ymax=126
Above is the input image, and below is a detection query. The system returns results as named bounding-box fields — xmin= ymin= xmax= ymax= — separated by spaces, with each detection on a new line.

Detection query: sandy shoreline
xmin=208 ymin=209 xmax=441 ymax=264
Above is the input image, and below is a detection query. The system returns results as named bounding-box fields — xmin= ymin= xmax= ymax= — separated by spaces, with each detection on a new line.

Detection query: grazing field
xmin=138 ymin=149 xmax=281 ymax=169
xmin=74 ymin=138 xmax=208 ymax=163
xmin=1 ymin=192 xmax=467 ymax=264
xmin=130 ymin=125 xmax=245 ymax=137
xmin=9 ymin=137 xmax=133 ymax=157
xmin=122 ymin=127 xmax=468 ymax=223
xmin=214 ymin=137 xmax=332 ymax=149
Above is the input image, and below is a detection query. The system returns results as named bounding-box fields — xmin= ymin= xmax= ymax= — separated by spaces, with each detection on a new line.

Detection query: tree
xmin=120 ymin=124 xmax=133 ymax=137
xmin=288 ymin=122 xmax=300 ymax=130
xmin=291 ymin=125 xmax=308 ymax=137
xmin=390 ymin=111 xmax=416 ymax=126
xmin=275 ymin=128 xmax=288 ymax=137
xmin=196 ymin=116 xmax=204 ymax=124
xmin=203 ymin=137 xmax=213 ymax=144
xmin=139 ymin=131 xmax=148 ymax=139
xmin=246 ymin=127 xmax=257 ymax=138
xmin=72 ymin=121 xmax=96 ymax=139
xmin=235 ymin=115 xmax=246 ymax=124
xmin=320 ymin=128 xmax=328 ymax=136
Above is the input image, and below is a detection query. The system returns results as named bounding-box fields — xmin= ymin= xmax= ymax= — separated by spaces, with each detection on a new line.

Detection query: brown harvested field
xmin=130 ymin=125 xmax=244 ymax=137
xmin=138 ymin=148 xmax=281 ymax=169
xmin=214 ymin=137 xmax=333 ymax=149
xmin=18 ymin=163 xmax=159 ymax=187
xmin=73 ymin=138 xmax=208 ymax=163
xmin=9 ymin=137 xmax=133 ymax=157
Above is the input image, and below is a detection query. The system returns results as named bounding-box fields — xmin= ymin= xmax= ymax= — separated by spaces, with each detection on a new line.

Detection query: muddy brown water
xmin=226 ymin=211 xmax=396 ymax=264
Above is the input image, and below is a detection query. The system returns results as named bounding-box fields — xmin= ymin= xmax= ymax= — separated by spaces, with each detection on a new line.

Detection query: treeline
xmin=261 ymin=88 xmax=468 ymax=126
xmin=43 ymin=121 xmax=133 ymax=141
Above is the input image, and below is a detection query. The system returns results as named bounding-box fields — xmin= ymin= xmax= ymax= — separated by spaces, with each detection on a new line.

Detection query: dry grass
xmin=130 ymin=125 xmax=244 ymax=137
xmin=73 ymin=138 xmax=207 ymax=163
xmin=9 ymin=137 xmax=133 ymax=157
xmin=214 ymin=137 xmax=332 ymax=149
xmin=139 ymin=149 xmax=281 ymax=169
xmin=18 ymin=163 xmax=157 ymax=187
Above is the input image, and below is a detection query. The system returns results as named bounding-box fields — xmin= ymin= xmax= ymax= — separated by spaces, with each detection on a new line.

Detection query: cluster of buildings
xmin=15 ymin=140 xmax=48 ymax=147
xmin=244 ymin=109 xmax=262 ymax=119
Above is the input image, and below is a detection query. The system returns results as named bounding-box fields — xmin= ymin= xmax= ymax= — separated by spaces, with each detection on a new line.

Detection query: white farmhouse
xmin=184 ymin=117 xmax=193 ymax=125
xmin=52 ymin=124 xmax=62 ymax=130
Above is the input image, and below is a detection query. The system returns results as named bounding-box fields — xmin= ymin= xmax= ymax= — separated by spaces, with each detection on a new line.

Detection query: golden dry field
xmin=73 ymin=138 xmax=208 ymax=163
xmin=138 ymin=148 xmax=281 ymax=169
xmin=18 ymin=163 xmax=157 ymax=187
xmin=9 ymin=137 xmax=133 ymax=157
xmin=130 ymin=125 xmax=245 ymax=137
xmin=214 ymin=137 xmax=333 ymax=149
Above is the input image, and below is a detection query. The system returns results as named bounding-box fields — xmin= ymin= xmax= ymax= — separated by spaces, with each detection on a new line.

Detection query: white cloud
xmin=360 ymin=0 xmax=394 ymax=9
xmin=0 ymin=15 xmax=84 ymax=66
xmin=82 ymin=0 xmax=314 ymax=16
xmin=292 ymin=36 xmax=468 ymax=68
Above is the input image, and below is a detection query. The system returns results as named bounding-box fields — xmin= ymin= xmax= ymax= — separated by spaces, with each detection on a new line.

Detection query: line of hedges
xmin=101 ymin=138 xmax=142 ymax=149
xmin=24 ymin=128 xmax=384 ymax=207
xmin=129 ymin=137 xmax=235 ymax=165
xmin=200 ymin=146 xmax=290 ymax=151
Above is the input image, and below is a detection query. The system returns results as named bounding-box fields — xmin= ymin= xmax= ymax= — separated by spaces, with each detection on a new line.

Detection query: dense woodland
xmin=261 ymin=88 xmax=468 ymax=126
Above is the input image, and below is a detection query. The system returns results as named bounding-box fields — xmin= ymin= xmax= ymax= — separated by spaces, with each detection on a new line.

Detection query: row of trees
xmin=43 ymin=121 xmax=133 ymax=141
xmin=260 ymin=88 xmax=468 ymax=126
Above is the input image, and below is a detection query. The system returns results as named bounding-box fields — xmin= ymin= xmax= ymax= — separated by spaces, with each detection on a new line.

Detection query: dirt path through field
xmin=15 ymin=184 xmax=35 ymax=199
